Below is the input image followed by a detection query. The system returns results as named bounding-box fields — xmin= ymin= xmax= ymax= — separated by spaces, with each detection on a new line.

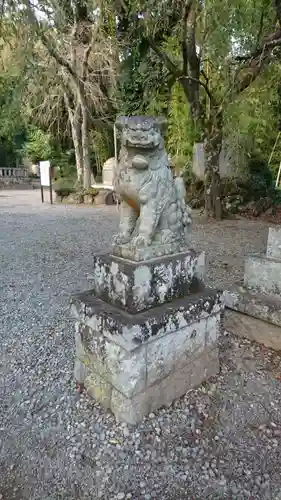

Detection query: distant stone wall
xmin=0 ymin=167 xmax=38 ymax=189
xmin=192 ymin=143 xmax=246 ymax=180
xmin=0 ymin=167 xmax=28 ymax=179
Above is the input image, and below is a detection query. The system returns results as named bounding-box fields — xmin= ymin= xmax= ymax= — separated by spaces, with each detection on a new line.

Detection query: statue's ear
xmin=115 ymin=116 xmax=126 ymax=130
xmin=155 ymin=116 xmax=167 ymax=133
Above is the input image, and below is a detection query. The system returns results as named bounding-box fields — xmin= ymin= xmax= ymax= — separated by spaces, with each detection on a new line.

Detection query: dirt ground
xmin=0 ymin=190 xmax=280 ymax=500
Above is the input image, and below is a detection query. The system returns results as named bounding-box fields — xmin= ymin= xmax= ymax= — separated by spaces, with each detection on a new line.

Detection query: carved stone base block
xmin=244 ymin=254 xmax=281 ymax=296
xmin=112 ymin=241 xmax=191 ymax=262
xmin=225 ymin=309 xmax=281 ymax=351
xmin=225 ymin=227 xmax=281 ymax=350
xmin=224 ymin=285 xmax=281 ymax=350
xmin=71 ymin=288 xmax=223 ymax=425
xmin=91 ymin=251 xmax=205 ymax=313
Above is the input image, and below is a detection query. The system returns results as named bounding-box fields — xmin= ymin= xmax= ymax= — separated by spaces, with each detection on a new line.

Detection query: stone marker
xmin=71 ymin=116 xmax=223 ymax=424
xmin=224 ymin=226 xmax=281 ymax=350
xmin=102 ymin=157 xmax=116 ymax=187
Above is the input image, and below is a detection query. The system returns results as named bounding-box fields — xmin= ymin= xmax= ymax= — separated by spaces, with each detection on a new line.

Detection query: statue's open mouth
xmin=126 ymin=138 xmax=159 ymax=149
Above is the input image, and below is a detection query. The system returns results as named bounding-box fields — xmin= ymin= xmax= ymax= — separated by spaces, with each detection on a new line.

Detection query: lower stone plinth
xmin=224 ymin=285 xmax=281 ymax=350
xmin=224 ymin=285 xmax=281 ymax=326
xmin=224 ymin=226 xmax=281 ymax=350
xmin=225 ymin=310 xmax=281 ymax=351
xmin=71 ymin=288 xmax=223 ymax=424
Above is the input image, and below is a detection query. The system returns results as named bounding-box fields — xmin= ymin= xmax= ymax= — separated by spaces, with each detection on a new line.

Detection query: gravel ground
xmin=1 ymin=190 xmax=281 ymax=500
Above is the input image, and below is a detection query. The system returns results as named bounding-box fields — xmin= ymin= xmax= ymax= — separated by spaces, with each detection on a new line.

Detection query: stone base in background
xmin=94 ymin=189 xmax=116 ymax=206
xmin=225 ymin=309 xmax=281 ymax=351
xmin=225 ymin=226 xmax=281 ymax=350
xmin=244 ymin=254 xmax=281 ymax=296
xmin=224 ymin=285 xmax=281 ymax=350
xmin=266 ymin=227 xmax=281 ymax=259
xmin=224 ymin=285 xmax=281 ymax=326
xmin=71 ymin=288 xmax=223 ymax=424
xmin=91 ymin=251 xmax=205 ymax=313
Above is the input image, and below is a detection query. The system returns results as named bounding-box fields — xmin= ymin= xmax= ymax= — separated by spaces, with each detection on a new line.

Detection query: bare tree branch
xmin=234 ymin=27 xmax=281 ymax=62
xmin=82 ymin=42 xmax=92 ymax=81
xmin=179 ymin=75 xmax=213 ymax=102
xmin=147 ymin=35 xmax=181 ymax=77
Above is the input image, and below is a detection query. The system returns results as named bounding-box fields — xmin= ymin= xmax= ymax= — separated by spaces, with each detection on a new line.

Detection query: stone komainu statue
xmin=113 ymin=116 xmax=192 ymax=254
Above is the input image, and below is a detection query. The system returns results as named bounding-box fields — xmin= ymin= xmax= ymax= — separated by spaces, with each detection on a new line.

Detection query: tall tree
xmin=2 ymin=0 xmax=118 ymax=188
xmin=116 ymin=0 xmax=281 ymax=217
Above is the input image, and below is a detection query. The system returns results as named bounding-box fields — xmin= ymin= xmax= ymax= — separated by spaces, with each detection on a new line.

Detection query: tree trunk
xmin=71 ymin=117 xmax=84 ymax=186
xmin=204 ymin=124 xmax=223 ymax=220
xmin=179 ymin=76 xmax=203 ymax=136
xmin=64 ymin=92 xmax=84 ymax=186
xmin=78 ymin=85 xmax=92 ymax=190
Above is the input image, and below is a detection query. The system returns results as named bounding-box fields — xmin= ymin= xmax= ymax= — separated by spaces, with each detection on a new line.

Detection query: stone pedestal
xmin=71 ymin=114 xmax=223 ymax=424
xmin=71 ymin=250 xmax=223 ymax=424
xmin=91 ymin=251 xmax=205 ymax=313
xmin=224 ymin=227 xmax=281 ymax=350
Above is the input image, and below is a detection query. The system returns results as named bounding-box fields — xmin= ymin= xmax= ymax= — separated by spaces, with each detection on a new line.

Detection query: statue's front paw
xmin=114 ymin=233 xmax=132 ymax=245
xmin=131 ymin=235 xmax=151 ymax=247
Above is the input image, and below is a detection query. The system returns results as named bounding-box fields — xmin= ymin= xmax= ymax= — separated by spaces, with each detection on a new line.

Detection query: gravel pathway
xmin=1 ymin=190 xmax=281 ymax=500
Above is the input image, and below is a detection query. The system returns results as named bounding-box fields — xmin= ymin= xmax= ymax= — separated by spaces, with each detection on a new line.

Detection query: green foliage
xmin=81 ymin=187 xmax=99 ymax=196
xmin=117 ymin=6 xmax=174 ymax=117
xmin=22 ymin=128 xmax=53 ymax=163
xmin=0 ymin=72 xmax=26 ymax=167
xmin=167 ymin=83 xmax=195 ymax=170
xmin=51 ymin=148 xmax=76 ymax=179
xmin=246 ymin=154 xmax=273 ymax=200
xmin=224 ymin=64 xmax=281 ymax=182
xmin=2 ymin=0 xmax=281 ymax=208
xmin=53 ymin=176 xmax=76 ymax=197
xmin=91 ymin=129 xmax=114 ymax=174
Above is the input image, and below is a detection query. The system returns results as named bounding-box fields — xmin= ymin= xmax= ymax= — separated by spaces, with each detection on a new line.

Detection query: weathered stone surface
xmin=72 ymin=287 xmax=223 ymax=351
xmin=146 ymin=332 xmax=175 ymax=387
xmin=110 ymin=348 xmax=219 ymax=425
xmin=205 ymin=313 xmax=221 ymax=347
xmin=225 ymin=226 xmax=281 ymax=350
xmin=110 ymin=387 xmax=150 ymax=425
xmin=94 ymin=189 xmax=116 ymax=206
xmin=72 ymin=287 xmax=222 ymax=423
xmin=75 ymin=323 xmax=147 ymax=398
xmin=85 ymin=371 xmax=112 ymax=409
xmin=266 ymin=227 xmax=281 ymax=260
xmin=112 ymin=241 xmax=190 ymax=262
xmin=188 ymin=348 xmax=219 ymax=389
xmin=244 ymin=254 xmax=281 ymax=296
xmin=113 ymin=116 xmax=192 ymax=261
xmin=192 ymin=142 xmax=246 ymax=180
xmin=74 ymin=323 xmax=89 ymax=383
xmin=225 ymin=309 xmax=281 ymax=351
xmin=146 ymin=312 xmax=220 ymax=386
xmin=224 ymin=285 xmax=281 ymax=327
xmin=91 ymin=251 xmax=205 ymax=313
xmin=74 ymin=357 xmax=88 ymax=385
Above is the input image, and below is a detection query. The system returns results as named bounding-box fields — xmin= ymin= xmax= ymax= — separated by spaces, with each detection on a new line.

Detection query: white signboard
xmin=39 ymin=160 xmax=51 ymax=187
